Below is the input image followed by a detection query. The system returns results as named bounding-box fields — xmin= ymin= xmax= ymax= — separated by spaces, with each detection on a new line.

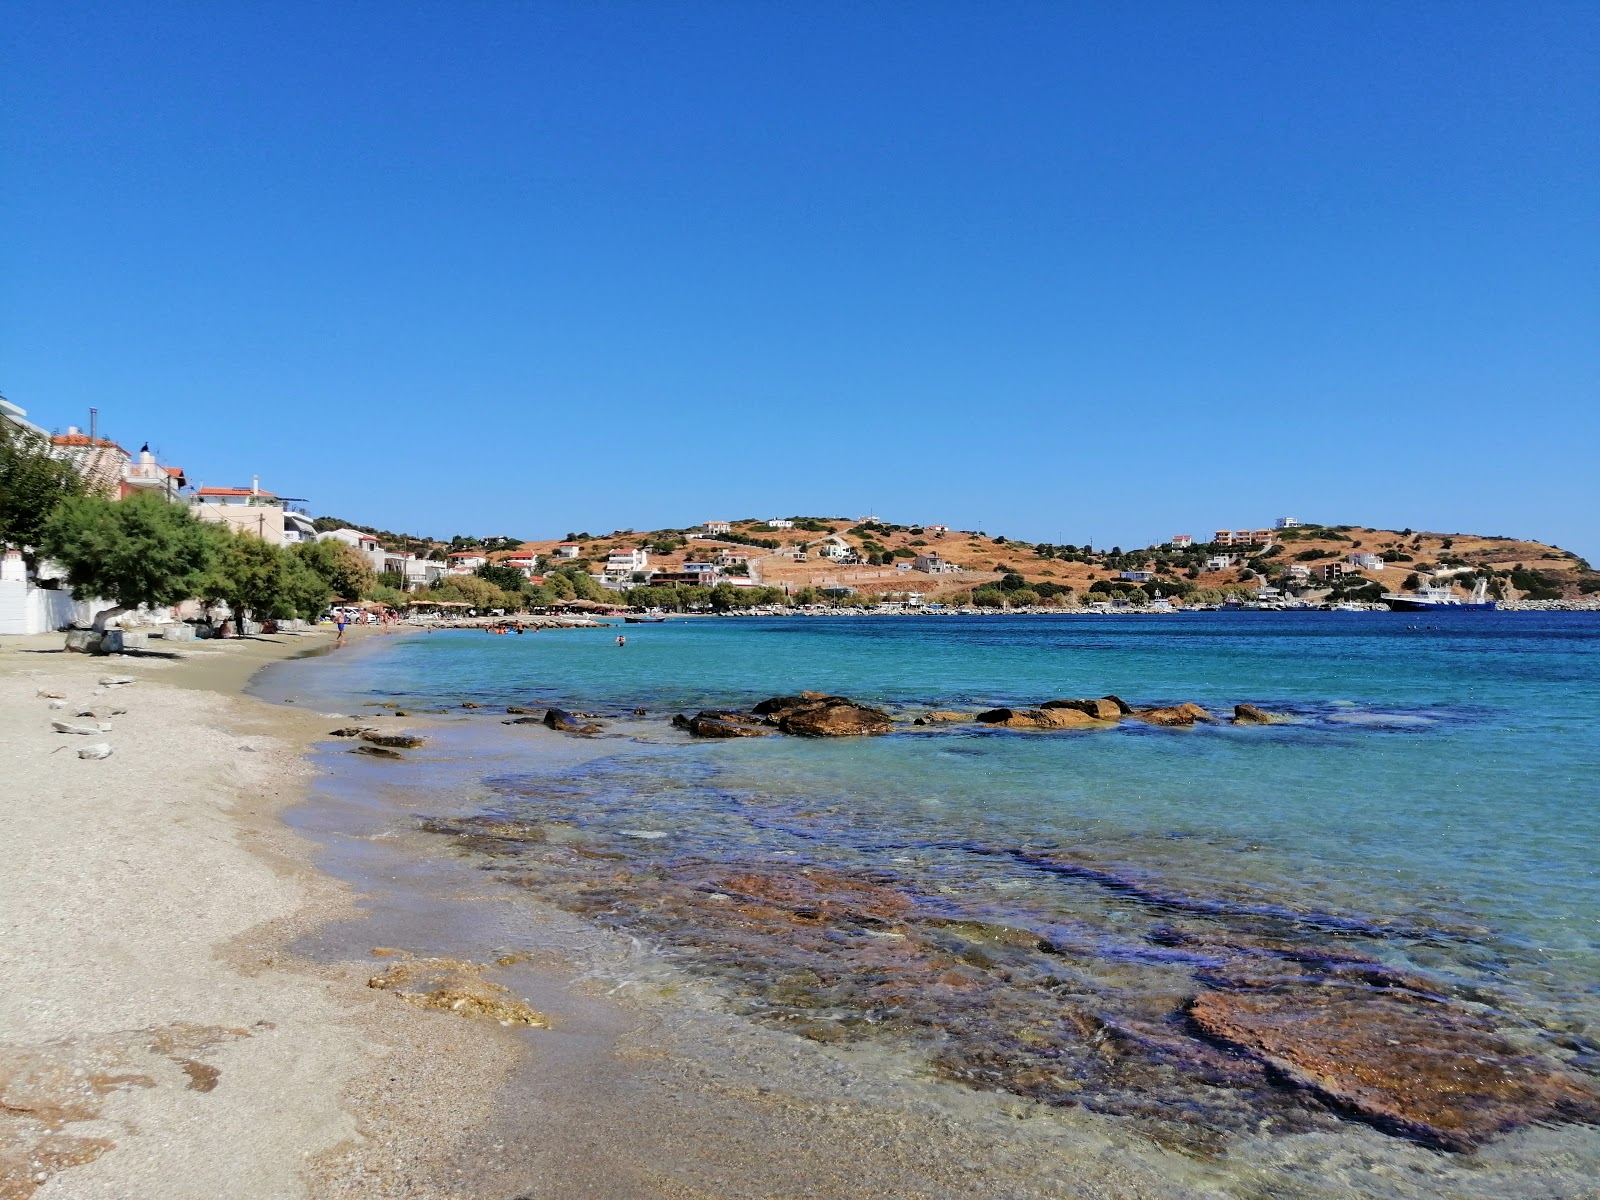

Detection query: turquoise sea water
xmin=266 ymin=612 xmax=1600 ymax=1192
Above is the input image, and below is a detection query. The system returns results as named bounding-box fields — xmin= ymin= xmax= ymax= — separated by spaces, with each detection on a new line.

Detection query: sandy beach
xmin=1 ymin=627 xmax=1225 ymax=1200
xmin=0 ymin=628 xmax=522 ymax=1200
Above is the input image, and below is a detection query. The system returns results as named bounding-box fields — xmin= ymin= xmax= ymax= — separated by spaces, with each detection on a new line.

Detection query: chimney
xmin=251 ymin=475 xmax=259 ymax=496
xmin=89 ymin=409 xmax=97 ymax=440
xmin=67 ymin=425 xmax=80 ymax=436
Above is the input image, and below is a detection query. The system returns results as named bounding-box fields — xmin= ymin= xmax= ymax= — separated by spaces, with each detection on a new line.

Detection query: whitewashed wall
xmin=0 ymin=580 xmax=103 ymax=635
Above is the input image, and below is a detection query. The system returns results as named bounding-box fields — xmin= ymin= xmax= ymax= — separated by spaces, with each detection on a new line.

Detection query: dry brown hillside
xmin=492 ymin=518 xmax=1595 ymax=603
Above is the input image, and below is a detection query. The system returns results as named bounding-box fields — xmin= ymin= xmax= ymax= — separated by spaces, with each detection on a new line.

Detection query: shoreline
xmin=0 ymin=625 xmax=521 ymax=1199
xmin=6 ymin=617 xmax=1596 ymax=1197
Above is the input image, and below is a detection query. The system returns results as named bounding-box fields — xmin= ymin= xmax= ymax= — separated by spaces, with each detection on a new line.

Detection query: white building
xmin=604 ymin=548 xmax=650 ymax=582
xmin=766 ymin=518 xmax=794 ymax=530
xmin=192 ymin=482 xmax=292 ymax=544
xmin=1168 ymin=534 xmax=1193 ymax=549
xmin=0 ymin=397 xmax=47 ymax=438
xmin=553 ymin=543 xmax=581 ymax=559
xmin=503 ymin=553 xmax=540 ymax=579
xmin=383 ymin=553 xmax=444 ymax=590
xmin=1205 ymin=554 xmax=1237 ymax=572
xmin=703 ymin=521 xmax=732 ymax=534
xmin=447 ymin=551 xmax=488 ymax=574
xmin=913 ymin=552 xmax=961 ymax=574
xmin=1275 ymin=517 xmax=1302 ymax=529
xmin=1120 ymin=570 xmax=1155 ymax=582
xmin=1347 ymin=552 xmax=1384 ymax=570
xmin=282 ymin=511 xmax=318 ymax=544
xmin=1284 ymin=563 xmax=1311 ymax=581
xmin=925 ymin=525 xmax=950 ymax=534
xmin=121 ymin=447 xmax=187 ymax=501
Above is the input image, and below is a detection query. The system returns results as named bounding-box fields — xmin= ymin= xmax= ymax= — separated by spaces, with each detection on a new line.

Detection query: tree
xmin=292 ymin=538 xmax=374 ymax=601
xmin=476 ymin=562 xmax=527 ymax=592
xmin=430 ymin=574 xmax=511 ymax=609
xmin=203 ymin=525 xmax=295 ymax=631
xmin=41 ymin=492 xmax=215 ymax=629
xmin=0 ymin=421 xmax=85 ymax=565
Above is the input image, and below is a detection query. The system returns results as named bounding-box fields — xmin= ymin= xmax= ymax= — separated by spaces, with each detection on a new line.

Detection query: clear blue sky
xmin=5 ymin=2 xmax=1597 ymax=558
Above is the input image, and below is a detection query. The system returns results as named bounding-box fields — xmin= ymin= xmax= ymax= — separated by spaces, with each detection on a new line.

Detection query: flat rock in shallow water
xmin=1131 ymin=703 xmax=1216 ymax=727
xmin=1188 ymin=988 xmax=1600 ymax=1151
xmin=975 ymin=707 xmax=1102 ymax=729
xmin=352 ymin=744 xmax=403 ymax=759
xmin=914 ymin=710 xmax=972 ymax=724
xmin=775 ymin=699 xmax=893 ymax=737
xmin=675 ymin=711 xmax=775 ymax=738
xmin=1040 ymin=697 xmax=1126 ymax=721
xmin=360 ymin=731 xmax=425 ymax=749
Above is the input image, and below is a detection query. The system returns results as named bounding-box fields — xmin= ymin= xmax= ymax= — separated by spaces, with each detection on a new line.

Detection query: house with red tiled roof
xmin=50 ymin=427 xmax=131 ymax=497
xmin=190 ymin=478 xmax=306 ymax=544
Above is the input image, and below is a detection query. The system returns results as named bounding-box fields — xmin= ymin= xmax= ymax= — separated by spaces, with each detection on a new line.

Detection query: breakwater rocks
xmin=416 ymin=787 xmax=1600 ymax=1154
xmin=673 ymin=693 xmax=1294 ymax=737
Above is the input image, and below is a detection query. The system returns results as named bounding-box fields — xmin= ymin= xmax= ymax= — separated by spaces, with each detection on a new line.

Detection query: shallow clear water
xmin=265 ymin=612 xmax=1600 ymax=1189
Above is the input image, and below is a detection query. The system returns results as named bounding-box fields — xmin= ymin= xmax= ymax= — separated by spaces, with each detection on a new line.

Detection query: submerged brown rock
xmin=674 ymin=711 xmax=776 ymax=738
xmin=975 ymin=707 xmax=1103 ymax=729
xmin=914 ymin=710 xmax=972 ymax=725
xmin=368 ymin=957 xmax=550 ymax=1027
xmin=1189 ymin=988 xmax=1600 ymax=1151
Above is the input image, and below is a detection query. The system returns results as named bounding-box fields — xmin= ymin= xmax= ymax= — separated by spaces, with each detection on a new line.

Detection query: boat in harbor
xmin=1381 ymin=578 xmax=1497 ymax=612
xmin=624 ymin=615 xmax=670 ymax=624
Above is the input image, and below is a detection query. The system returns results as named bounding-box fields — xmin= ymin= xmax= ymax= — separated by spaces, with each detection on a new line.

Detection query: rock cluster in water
xmin=417 ymin=791 xmax=1600 ymax=1155
xmin=674 ymin=692 xmax=895 ymax=738
xmin=670 ymin=692 xmax=1297 ymax=738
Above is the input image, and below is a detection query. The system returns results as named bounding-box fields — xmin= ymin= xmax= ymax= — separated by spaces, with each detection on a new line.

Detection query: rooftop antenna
xmin=89 ymin=408 xmax=98 ymax=440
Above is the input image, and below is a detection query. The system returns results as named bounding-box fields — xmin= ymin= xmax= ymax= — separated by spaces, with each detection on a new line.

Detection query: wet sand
xmin=0 ymin=627 xmax=521 ymax=1200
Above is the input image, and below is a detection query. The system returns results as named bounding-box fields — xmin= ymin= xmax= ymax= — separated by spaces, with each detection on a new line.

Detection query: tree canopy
xmin=0 ymin=422 xmax=85 ymax=561
xmin=41 ymin=492 xmax=215 ymax=628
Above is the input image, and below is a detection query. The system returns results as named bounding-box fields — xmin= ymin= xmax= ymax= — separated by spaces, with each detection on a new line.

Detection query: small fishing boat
xmin=623 ymin=615 xmax=669 ymax=624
